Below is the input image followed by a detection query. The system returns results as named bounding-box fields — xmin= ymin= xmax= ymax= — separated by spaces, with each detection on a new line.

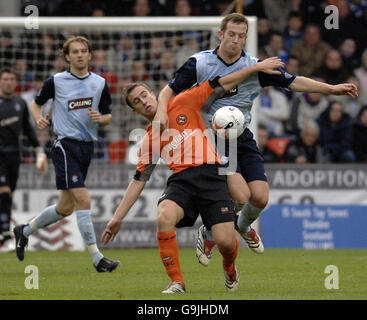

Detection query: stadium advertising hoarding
xmin=13 ymin=164 xmax=367 ymax=250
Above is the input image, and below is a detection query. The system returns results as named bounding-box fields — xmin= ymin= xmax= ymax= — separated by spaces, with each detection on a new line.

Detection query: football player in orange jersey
xmin=102 ymin=57 xmax=284 ymax=293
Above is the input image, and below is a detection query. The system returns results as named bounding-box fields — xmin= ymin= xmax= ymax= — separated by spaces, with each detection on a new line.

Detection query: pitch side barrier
xmin=12 ymin=163 xmax=367 ymax=250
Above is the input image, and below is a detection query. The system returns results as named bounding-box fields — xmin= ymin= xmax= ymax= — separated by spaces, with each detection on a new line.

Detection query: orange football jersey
xmin=136 ymin=81 xmax=220 ymax=177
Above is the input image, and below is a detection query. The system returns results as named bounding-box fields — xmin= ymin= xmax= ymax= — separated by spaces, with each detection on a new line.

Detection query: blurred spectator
xmin=326 ymin=75 xmax=362 ymax=118
xmin=132 ymin=0 xmax=151 ymax=16
xmin=283 ymin=11 xmax=303 ymax=53
xmin=339 ymin=38 xmax=360 ymax=73
xmin=257 ymin=86 xmax=290 ymax=137
xmin=317 ymin=101 xmax=356 ymax=162
xmin=354 ymin=49 xmax=367 ymax=106
xmin=323 ymin=0 xmax=366 ymax=55
xmin=285 ymin=55 xmax=300 ymax=75
xmin=274 ymin=56 xmax=300 ymax=103
xmin=35 ymin=34 xmax=57 ymax=73
xmin=152 ymin=50 xmax=176 ymax=88
xmin=174 ymin=0 xmax=192 ymax=16
xmin=262 ymin=0 xmax=300 ymax=32
xmin=352 ymin=105 xmax=367 ymax=162
xmin=109 ymin=32 xmax=138 ymax=78
xmin=290 ymin=24 xmax=331 ymax=77
xmin=264 ymin=31 xmax=288 ymax=62
xmin=89 ymin=7 xmax=113 ymax=50
xmin=91 ymin=49 xmax=118 ymax=93
xmin=298 ymin=0 xmax=326 ymax=25
xmin=53 ymin=0 xmax=93 ymax=16
xmin=147 ymin=36 xmax=165 ymax=72
xmin=128 ymin=59 xmax=154 ymax=90
xmin=257 ymin=18 xmax=271 ymax=49
xmin=0 ymin=31 xmax=15 ymax=63
xmin=313 ymin=49 xmax=351 ymax=85
xmin=348 ymin=0 xmax=367 ymax=20
xmin=257 ymin=124 xmax=281 ymax=163
xmin=215 ymin=0 xmax=234 ymax=15
xmin=287 ymin=84 xmax=329 ymax=135
xmin=257 ymin=47 xmax=270 ymax=61
xmin=243 ymin=0 xmax=266 ymax=17
xmin=176 ymin=31 xmax=200 ymax=68
xmin=284 ymin=120 xmax=330 ymax=163
xmin=13 ymin=58 xmax=33 ymax=93
xmin=49 ymin=55 xmax=66 ymax=76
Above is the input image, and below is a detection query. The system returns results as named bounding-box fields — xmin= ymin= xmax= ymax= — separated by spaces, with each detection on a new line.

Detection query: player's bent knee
xmin=74 ymin=197 xmax=91 ymax=210
xmin=57 ymin=209 xmax=74 ymax=217
xmin=216 ymin=237 xmax=236 ymax=252
xmin=56 ymin=203 xmax=74 ymax=217
xmin=157 ymin=204 xmax=177 ymax=231
xmin=250 ymin=195 xmax=268 ymax=209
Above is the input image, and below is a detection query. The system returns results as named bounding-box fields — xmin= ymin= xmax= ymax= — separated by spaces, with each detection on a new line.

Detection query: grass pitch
xmin=0 ymin=248 xmax=366 ymax=300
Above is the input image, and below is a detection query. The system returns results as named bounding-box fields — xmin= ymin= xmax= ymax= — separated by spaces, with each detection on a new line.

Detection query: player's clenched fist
xmin=36 ymin=114 xmax=50 ymax=130
xmin=88 ymin=108 xmax=102 ymax=123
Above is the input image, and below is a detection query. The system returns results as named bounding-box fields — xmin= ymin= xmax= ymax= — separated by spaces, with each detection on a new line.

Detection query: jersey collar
xmin=67 ymin=70 xmax=91 ymax=80
xmin=213 ymin=46 xmax=246 ymax=67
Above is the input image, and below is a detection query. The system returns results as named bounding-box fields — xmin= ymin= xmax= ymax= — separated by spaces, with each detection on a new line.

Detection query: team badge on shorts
xmin=71 ymin=175 xmax=79 ymax=183
xmin=221 ymin=207 xmax=230 ymax=213
xmin=176 ymin=114 xmax=187 ymax=125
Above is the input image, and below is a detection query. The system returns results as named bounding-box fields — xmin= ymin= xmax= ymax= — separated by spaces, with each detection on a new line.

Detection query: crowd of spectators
xmin=2 ymin=0 xmax=367 ymax=164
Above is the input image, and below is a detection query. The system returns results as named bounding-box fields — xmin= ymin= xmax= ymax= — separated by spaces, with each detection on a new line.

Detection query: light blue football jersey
xmin=193 ymin=49 xmax=259 ymax=121
xmin=35 ymin=71 xmax=112 ymax=142
xmin=169 ymin=48 xmax=296 ymax=125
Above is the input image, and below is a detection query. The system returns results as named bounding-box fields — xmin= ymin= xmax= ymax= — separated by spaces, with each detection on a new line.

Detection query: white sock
xmin=237 ymin=202 xmax=262 ymax=233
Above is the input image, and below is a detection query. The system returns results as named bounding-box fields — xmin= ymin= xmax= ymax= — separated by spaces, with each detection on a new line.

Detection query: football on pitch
xmin=211 ymin=106 xmax=246 ymax=139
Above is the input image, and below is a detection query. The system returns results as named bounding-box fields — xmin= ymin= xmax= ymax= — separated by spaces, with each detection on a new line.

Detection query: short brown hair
xmin=0 ymin=67 xmax=16 ymax=79
xmin=220 ymin=13 xmax=248 ymax=32
xmin=61 ymin=36 xmax=92 ymax=63
xmin=122 ymin=82 xmax=153 ymax=109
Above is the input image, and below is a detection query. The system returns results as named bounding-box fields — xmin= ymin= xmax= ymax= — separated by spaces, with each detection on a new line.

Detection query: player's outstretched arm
xmin=289 ymin=76 xmax=358 ymax=98
xmin=153 ymin=84 xmax=175 ymax=132
xmin=30 ymin=101 xmax=50 ymax=130
xmin=101 ymin=178 xmax=147 ymax=244
xmin=219 ymin=57 xmax=284 ymax=92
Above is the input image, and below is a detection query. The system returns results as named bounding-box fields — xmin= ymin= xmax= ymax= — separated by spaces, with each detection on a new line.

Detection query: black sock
xmin=0 ymin=193 xmax=12 ymax=238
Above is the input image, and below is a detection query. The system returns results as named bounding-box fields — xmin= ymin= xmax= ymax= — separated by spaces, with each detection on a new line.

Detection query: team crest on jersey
xmin=221 ymin=86 xmax=238 ymax=98
xmin=68 ymin=97 xmax=93 ymax=111
xmin=176 ymin=114 xmax=187 ymax=125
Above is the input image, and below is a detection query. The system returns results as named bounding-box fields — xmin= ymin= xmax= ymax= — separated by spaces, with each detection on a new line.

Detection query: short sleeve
xmin=258 ymin=68 xmax=296 ymax=88
xmin=98 ymin=81 xmax=112 ymax=115
xmin=34 ymin=76 xmax=55 ymax=105
xmin=134 ymin=128 xmax=157 ymax=181
xmin=168 ymin=57 xmax=197 ymax=94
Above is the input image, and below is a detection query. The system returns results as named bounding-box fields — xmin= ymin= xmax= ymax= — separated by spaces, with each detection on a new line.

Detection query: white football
xmin=211 ymin=106 xmax=246 ymax=139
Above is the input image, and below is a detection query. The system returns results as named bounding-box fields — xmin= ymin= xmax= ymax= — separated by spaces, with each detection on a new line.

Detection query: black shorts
xmin=0 ymin=151 xmax=20 ymax=192
xmin=219 ymin=127 xmax=268 ymax=183
xmin=158 ymin=164 xmax=235 ymax=230
xmin=51 ymin=138 xmax=94 ymax=190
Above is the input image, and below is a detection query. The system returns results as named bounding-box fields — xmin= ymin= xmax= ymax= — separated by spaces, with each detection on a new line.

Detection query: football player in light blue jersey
xmin=155 ymin=13 xmax=358 ymax=266
xmin=13 ymin=36 xmax=119 ymax=272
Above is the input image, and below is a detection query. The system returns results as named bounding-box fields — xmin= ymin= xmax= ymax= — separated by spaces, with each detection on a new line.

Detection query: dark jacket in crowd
xmin=352 ymin=106 xmax=367 ymax=162
xmin=317 ymin=106 xmax=355 ymax=162
xmin=283 ymin=137 xmax=330 ymax=163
